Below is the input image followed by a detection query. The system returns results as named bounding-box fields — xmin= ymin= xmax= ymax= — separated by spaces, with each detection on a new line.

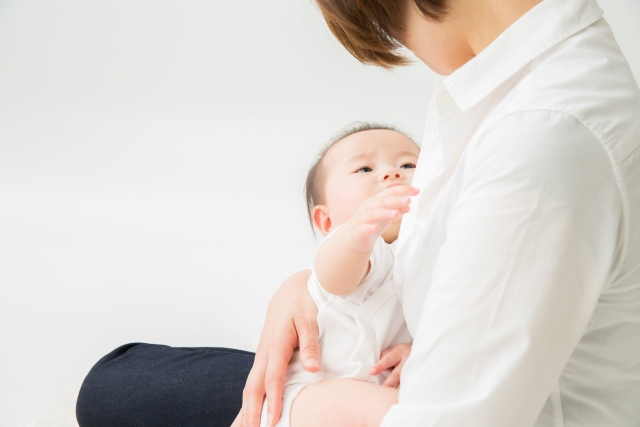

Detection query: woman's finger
xmin=296 ymin=314 xmax=322 ymax=372
xmin=265 ymin=318 xmax=319 ymax=426
xmin=238 ymin=269 xmax=314 ymax=427
xmin=264 ymin=340 xmax=295 ymax=427
xmin=231 ymin=410 xmax=241 ymax=427
xmin=240 ymin=321 xmax=277 ymax=427
xmin=241 ymin=358 xmax=268 ymax=427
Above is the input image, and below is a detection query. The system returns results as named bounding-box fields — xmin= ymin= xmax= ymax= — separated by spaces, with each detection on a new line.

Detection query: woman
xmin=77 ymin=0 xmax=640 ymax=426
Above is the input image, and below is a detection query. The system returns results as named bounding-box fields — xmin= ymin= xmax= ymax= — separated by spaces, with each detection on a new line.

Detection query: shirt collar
xmin=443 ymin=0 xmax=603 ymax=112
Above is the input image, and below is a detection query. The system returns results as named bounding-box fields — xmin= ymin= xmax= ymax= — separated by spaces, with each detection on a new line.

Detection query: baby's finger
xmin=360 ymin=208 xmax=400 ymax=225
xmin=378 ymin=185 xmax=420 ymax=198
xmin=372 ymin=195 xmax=413 ymax=211
xmin=381 ymin=365 xmax=402 ymax=388
xmin=369 ymin=348 xmax=402 ymax=375
xmin=358 ymin=187 xmax=418 ymax=212
xmin=379 ymin=347 xmax=393 ymax=359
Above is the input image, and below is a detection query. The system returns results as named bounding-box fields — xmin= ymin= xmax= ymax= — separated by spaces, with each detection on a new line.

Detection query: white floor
xmin=0 ymin=1 xmax=638 ymax=426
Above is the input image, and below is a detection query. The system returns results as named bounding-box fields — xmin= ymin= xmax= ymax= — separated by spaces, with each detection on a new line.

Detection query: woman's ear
xmin=312 ymin=205 xmax=332 ymax=236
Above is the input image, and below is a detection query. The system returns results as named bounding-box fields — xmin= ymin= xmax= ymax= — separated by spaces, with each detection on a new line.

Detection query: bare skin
xmin=284 ymin=132 xmax=417 ymax=427
xmin=312 ymin=130 xmax=419 ymax=296
xmin=287 ymin=345 xmax=411 ymax=427
xmin=234 ymin=1 xmax=545 ymax=426
xmin=290 ymin=379 xmax=398 ymax=427
xmin=400 ymin=0 xmax=543 ymax=75
xmin=234 ymin=269 xmax=318 ymax=427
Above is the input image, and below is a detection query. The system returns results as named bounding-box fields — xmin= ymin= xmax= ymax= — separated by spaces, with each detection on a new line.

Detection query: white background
xmin=0 ymin=1 xmax=638 ymax=426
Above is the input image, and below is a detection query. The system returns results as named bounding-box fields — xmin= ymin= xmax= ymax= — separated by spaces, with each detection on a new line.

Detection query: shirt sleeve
xmin=381 ymin=111 xmax=623 ymax=427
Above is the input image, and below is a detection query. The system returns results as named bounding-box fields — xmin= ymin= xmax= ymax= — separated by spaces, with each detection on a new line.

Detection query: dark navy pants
xmin=76 ymin=343 xmax=254 ymax=427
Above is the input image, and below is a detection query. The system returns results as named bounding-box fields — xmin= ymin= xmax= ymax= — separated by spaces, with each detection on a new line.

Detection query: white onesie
xmin=260 ymin=233 xmax=411 ymax=427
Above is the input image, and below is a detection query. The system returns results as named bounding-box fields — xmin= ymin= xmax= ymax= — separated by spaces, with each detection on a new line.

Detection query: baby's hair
xmin=304 ymin=122 xmax=416 ymax=230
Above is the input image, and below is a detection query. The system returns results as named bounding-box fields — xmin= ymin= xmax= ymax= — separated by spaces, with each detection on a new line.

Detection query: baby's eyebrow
xmin=396 ymin=150 xmax=420 ymax=158
xmin=345 ymin=150 xmax=418 ymax=164
xmin=346 ymin=152 xmax=372 ymax=163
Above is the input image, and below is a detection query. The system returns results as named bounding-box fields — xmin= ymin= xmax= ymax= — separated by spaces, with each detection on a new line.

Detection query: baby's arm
xmin=313 ymin=224 xmax=373 ymax=296
xmin=314 ymin=185 xmax=418 ymax=296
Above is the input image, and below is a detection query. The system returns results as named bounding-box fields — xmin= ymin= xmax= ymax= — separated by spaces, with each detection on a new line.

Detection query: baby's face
xmin=321 ymin=129 xmax=420 ymax=237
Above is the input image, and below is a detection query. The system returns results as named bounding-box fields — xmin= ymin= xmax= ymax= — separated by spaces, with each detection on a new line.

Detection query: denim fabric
xmin=76 ymin=343 xmax=254 ymax=427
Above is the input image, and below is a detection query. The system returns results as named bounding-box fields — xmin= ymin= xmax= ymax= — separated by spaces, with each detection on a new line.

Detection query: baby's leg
xmin=290 ymin=379 xmax=397 ymax=427
xmin=260 ymin=383 xmax=309 ymax=427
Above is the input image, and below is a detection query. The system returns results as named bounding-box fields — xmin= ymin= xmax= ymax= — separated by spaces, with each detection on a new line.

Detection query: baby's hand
xmin=346 ymin=185 xmax=419 ymax=253
xmin=369 ymin=343 xmax=412 ymax=388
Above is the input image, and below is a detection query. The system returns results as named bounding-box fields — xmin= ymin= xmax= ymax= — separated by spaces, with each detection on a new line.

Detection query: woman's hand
xmin=233 ymin=269 xmax=319 ymax=427
xmin=369 ymin=343 xmax=412 ymax=388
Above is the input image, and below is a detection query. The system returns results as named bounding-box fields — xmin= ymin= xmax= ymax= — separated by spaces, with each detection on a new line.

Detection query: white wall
xmin=0 ymin=1 xmax=638 ymax=426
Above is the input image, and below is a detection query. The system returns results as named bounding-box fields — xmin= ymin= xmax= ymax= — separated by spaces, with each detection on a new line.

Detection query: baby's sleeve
xmin=361 ymin=237 xmax=395 ymax=285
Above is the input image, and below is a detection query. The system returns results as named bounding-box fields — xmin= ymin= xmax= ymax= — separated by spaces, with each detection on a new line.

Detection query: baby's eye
xmin=400 ymin=163 xmax=416 ymax=169
xmin=356 ymin=166 xmax=373 ymax=173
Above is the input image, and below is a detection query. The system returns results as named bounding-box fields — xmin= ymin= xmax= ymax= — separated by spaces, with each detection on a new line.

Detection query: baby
xmin=260 ymin=123 xmax=420 ymax=427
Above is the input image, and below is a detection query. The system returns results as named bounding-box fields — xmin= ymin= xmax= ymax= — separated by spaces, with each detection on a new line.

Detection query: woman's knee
xmin=76 ymin=343 xmax=147 ymax=426
xmin=76 ymin=343 xmax=255 ymax=427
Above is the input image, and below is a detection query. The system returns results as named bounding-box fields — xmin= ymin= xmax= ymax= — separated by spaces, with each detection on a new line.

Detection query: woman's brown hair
xmin=315 ymin=0 xmax=448 ymax=69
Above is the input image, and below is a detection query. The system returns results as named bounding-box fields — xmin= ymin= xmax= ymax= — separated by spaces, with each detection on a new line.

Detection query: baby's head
xmin=305 ymin=123 xmax=420 ymax=243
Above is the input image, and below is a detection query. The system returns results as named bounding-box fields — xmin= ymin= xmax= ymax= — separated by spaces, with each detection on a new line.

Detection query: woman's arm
xmin=234 ymin=269 xmax=319 ymax=427
xmin=382 ymin=112 xmax=623 ymax=427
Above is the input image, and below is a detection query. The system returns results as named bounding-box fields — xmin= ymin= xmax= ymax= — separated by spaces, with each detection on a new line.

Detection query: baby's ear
xmin=312 ymin=205 xmax=332 ymax=236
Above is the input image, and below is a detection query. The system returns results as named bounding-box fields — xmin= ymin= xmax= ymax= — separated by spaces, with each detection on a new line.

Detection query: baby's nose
xmin=381 ymin=168 xmax=403 ymax=181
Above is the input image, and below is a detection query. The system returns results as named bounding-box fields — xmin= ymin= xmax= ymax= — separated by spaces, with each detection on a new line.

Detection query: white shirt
xmin=381 ymin=0 xmax=640 ymax=426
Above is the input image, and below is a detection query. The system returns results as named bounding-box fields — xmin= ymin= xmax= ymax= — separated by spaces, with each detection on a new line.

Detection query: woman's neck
xmin=461 ymin=0 xmax=543 ymax=56
xmin=401 ymin=0 xmax=543 ymax=75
